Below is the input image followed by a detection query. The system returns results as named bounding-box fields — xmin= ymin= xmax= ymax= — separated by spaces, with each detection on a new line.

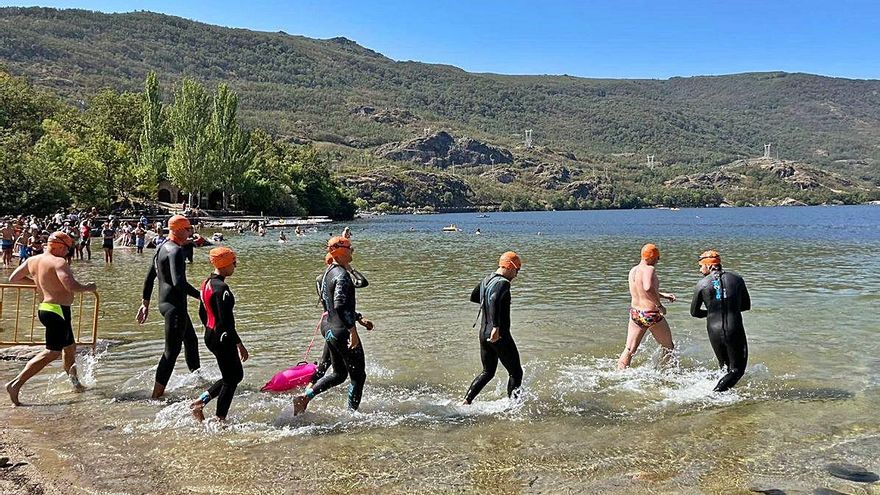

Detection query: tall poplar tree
xmin=138 ymin=72 xmax=166 ymax=196
xmin=208 ymin=83 xmax=251 ymax=209
xmin=167 ymin=77 xmax=211 ymax=206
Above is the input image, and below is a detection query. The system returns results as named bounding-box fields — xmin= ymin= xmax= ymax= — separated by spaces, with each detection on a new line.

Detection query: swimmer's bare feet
xmin=69 ymin=375 xmax=86 ymax=393
xmin=6 ymin=380 xmax=21 ymax=407
xmin=461 ymin=399 xmax=471 ymax=406
xmin=293 ymin=395 xmax=309 ymax=416
xmin=190 ymin=400 xmax=205 ymax=422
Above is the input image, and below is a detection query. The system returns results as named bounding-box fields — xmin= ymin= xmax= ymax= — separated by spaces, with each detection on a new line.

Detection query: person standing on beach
xmin=101 ymin=222 xmax=115 ymax=264
xmin=294 ymin=236 xmax=366 ymax=415
xmin=6 ymin=232 xmax=97 ymax=406
xmin=618 ymin=244 xmax=676 ymax=369
xmin=464 ymin=251 xmax=524 ymax=405
xmin=190 ymin=247 xmax=249 ymax=422
xmin=1 ymin=221 xmax=15 ymax=268
xmin=689 ymin=250 xmax=752 ymax=392
xmin=136 ymin=215 xmax=201 ymax=399
xmin=79 ymin=218 xmax=92 ymax=260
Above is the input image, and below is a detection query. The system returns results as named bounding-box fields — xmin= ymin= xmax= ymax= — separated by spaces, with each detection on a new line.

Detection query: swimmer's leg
xmin=648 ymin=319 xmax=675 ymax=367
xmin=296 ymin=337 xmax=347 ymax=415
xmin=62 ymin=343 xmax=85 ymax=392
xmin=496 ymin=338 xmax=523 ymax=399
xmin=344 ymin=343 xmax=366 ymax=411
xmin=181 ymin=313 xmax=201 ymax=373
xmin=154 ymin=308 xmax=184 ymax=398
xmin=714 ymin=328 xmax=748 ymax=392
xmin=464 ymin=340 xmax=499 ymax=404
xmin=618 ymin=319 xmax=647 ymax=369
xmin=6 ymin=349 xmax=61 ymax=406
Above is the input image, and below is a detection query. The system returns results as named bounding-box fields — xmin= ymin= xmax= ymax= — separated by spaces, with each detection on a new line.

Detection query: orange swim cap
xmin=168 ymin=215 xmax=191 ymax=232
xmin=209 ymin=246 xmax=236 ymax=269
xmin=499 ymin=251 xmax=522 ymax=271
xmin=699 ymin=250 xmax=721 ymax=266
xmin=327 ymin=236 xmax=352 ymax=259
xmin=641 ymin=243 xmax=660 ymax=262
xmin=47 ymin=231 xmax=73 ymax=249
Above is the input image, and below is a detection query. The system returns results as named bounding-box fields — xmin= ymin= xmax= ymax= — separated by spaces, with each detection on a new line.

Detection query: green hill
xmin=1 ymin=7 xmax=878 ymax=210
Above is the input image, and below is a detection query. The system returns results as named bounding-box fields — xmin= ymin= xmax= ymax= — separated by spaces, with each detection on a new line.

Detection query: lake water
xmin=2 ymin=206 xmax=879 ymax=494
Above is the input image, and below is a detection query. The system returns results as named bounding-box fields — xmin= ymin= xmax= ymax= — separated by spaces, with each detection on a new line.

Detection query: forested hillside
xmin=1 ymin=7 xmax=878 ymax=213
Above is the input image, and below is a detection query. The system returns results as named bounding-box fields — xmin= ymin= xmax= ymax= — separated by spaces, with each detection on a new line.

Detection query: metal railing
xmin=0 ymin=283 xmax=100 ymax=352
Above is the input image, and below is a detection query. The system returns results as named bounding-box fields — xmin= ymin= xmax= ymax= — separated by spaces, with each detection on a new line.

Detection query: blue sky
xmin=3 ymin=0 xmax=879 ymax=79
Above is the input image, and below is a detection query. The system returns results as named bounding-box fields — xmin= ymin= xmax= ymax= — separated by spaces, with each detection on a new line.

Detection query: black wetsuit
xmin=690 ymin=269 xmax=751 ymax=392
xmin=465 ymin=273 xmax=523 ymax=403
xmin=310 ymin=268 xmax=368 ymax=384
xmin=308 ymin=264 xmax=366 ymax=410
xmin=142 ymin=240 xmax=201 ymax=387
xmin=199 ymin=274 xmax=243 ymax=418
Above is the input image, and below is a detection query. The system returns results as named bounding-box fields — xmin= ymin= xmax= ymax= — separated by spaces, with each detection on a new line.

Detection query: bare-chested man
xmin=6 ymin=232 xmax=97 ymax=406
xmin=1 ymin=221 xmax=15 ymax=268
xmin=618 ymin=243 xmax=676 ymax=369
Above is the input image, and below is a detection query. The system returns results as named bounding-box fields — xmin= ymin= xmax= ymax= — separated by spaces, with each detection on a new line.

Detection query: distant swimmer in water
xmin=294 ymin=236 xmax=368 ymax=415
xmin=190 ymin=247 xmax=249 ymax=422
xmin=618 ymin=243 xmax=676 ymax=369
xmin=342 ymin=226 xmax=352 ymax=239
xmin=6 ymin=232 xmax=96 ymax=405
xmin=475 ymin=228 xmax=481 ymax=235
xmin=137 ymin=215 xmax=202 ymax=399
xmin=464 ymin=251 xmax=523 ymax=404
xmin=279 ymin=231 xmax=287 ymax=242
xmin=689 ymin=250 xmax=751 ymax=392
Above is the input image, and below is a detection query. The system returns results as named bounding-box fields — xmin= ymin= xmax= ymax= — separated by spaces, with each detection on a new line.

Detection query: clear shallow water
xmin=2 ymin=206 xmax=879 ymax=494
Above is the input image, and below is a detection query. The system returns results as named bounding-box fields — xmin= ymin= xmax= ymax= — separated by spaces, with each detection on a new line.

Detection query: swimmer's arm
xmin=9 ymin=259 xmax=33 ymax=284
xmin=740 ymin=280 xmax=751 ymax=312
xmin=333 ymin=274 xmax=358 ymax=329
xmin=470 ymin=283 xmax=481 ymax=303
xmin=641 ymin=266 xmax=657 ymax=293
xmin=218 ymin=288 xmax=241 ymax=344
xmin=689 ymin=284 xmax=707 ymax=318
xmin=141 ymin=255 xmax=157 ymax=301
xmin=485 ymin=282 xmax=508 ymax=328
xmin=349 ymin=268 xmax=368 ymax=288
xmin=56 ymin=262 xmax=96 ymax=292
xmin=169 ymin=248 xmax=199 ymax=298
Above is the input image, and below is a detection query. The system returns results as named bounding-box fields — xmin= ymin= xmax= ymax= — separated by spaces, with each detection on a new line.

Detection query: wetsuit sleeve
xmin=142 ymin=252 xmax=158 ymax=301
xmin=470 ymin=283 xmax=481 ymax=303
xmin=350 ymin=269 xmax=369 ymax=288
xmin=690 ymin=282 xmax=707 ymax=318
xmin=333 ymin=273 xmax=358 ymax=329
xmin=170 ymin=247 xmax=200 ymax=298
xmin=739 ymin=278 xmax=751 ymax=312
xmin=485 ymin=281 xmax=510 ymax=329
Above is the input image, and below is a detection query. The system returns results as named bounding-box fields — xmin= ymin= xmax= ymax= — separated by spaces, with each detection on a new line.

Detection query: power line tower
xmin=647 ymin=155 xmax=655 ymax=170
xmin=524 ymin=129 xmax=533 ymax=148
xmin=763 ymin=143 xmax=771 ymax=158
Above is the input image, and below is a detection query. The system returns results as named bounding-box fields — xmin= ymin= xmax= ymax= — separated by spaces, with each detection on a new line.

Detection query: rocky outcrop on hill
xmin=480 ymin=168 xmax=518 ymax=184
xmin=351 ymin=106 xmax=417 ymax=126
xmin=377 ymin=131 xmax=514 ymax=168
xmin=532 ymin=164 xmax=582 ymax=190
xmin=565 ymin=179 xmax=613 ymax=201
xmin=664 ymin=171 xmax=746 ymax=189
xmin=342 ymin=169 xmax=473 ymax=208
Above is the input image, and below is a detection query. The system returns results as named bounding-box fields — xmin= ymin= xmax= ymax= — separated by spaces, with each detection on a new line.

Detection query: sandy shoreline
xmin=0 ymin=427 xmax=66 ymax=495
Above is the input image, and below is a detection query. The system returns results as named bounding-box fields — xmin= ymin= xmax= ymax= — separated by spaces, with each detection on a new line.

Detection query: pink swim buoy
xmin=260 ymin=361 xmax=318 ymax=392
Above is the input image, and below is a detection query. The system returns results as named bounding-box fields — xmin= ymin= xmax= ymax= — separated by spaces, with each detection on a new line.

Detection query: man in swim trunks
xmin=618 ymin=243 xmax=677 ymax=369
xmin=294 ymin=236 xmax=367 ymax=415
xmin=137 ymin=214 xmax=201 ymax=399
xmin=1 ymin=221 xmax=14 ymax=268
xmin=464 ymin=251 xmax=524 ymax=404
xmin=6 ymin=232 xmax=97 ymax=406
xmin=689 ymin=250 xmax=752 ymax=392
xmin=190 ymin=247 xmax=249 ymax=422
xmin=134 ymin=223 xmax=147 ymax=254
xmin=14 ymin=230 xmax=30 ymax=265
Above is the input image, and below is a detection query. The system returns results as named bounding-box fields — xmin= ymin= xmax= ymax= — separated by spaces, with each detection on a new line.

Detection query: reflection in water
xmin=1 ymin=206 xmax=879 ymax=493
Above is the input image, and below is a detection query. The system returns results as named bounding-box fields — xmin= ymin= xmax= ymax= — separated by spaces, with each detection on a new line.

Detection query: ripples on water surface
xmin=2 ymin=206 xmax=879 ymax=494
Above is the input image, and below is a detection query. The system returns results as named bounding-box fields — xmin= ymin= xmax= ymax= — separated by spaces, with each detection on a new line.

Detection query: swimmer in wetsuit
xmin=294 ymin=237 xmax=367 ymax=415
xmin=464 ymin=251 xmax=523 ymax=404
xmin=136 ymin=215 xmax=201 ymax=399
xmin=308 ymin=253 xmax=373 ymax=389
xmin=190 ymin=247 xmax=249 ymax=422
xmin=6 ymin=232 xmax=96 ymax=405
xmin=618 ymin=243 xmax=677 ymax=369
xmin=689 ymin=250 xmax=751 ymax=392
